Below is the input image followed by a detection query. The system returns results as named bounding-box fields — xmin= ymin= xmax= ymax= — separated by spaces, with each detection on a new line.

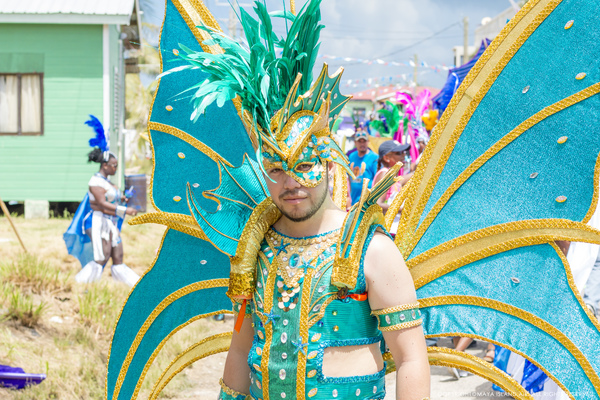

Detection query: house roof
xmin=0 ymin=0 xmax=136 ymax=24
xmin=351 ymin=85 xmax=440 ymax=102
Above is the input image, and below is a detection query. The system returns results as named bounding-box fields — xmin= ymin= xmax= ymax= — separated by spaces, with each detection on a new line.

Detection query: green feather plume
xmin=160 ymin=0 xmax=324 ymax=140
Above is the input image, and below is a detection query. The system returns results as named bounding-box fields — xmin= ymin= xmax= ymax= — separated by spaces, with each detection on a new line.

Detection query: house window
xmin=0 ymin=73 xmax=43 ymax=135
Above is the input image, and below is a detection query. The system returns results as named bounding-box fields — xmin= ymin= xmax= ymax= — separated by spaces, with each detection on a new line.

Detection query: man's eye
xmin=295 ymin=163 xmax=313 ymax=172
xmin=269 ymin=168 xmax=283 ymax=174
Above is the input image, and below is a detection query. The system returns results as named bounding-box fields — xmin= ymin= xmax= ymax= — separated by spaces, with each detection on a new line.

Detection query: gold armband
xmin=218 ymin=378 xmax=251 ymax=400
xmin=371 ymin=302 xmax=422 ymax=332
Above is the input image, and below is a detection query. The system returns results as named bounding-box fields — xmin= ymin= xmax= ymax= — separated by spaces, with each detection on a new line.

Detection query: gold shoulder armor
xmin=331 ymin=163 xmax=402 ymax=289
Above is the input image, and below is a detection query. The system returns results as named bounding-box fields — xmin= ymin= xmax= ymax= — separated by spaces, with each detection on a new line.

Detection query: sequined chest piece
xmin=248 ymin=228 xmax=385 ymax=400
xmin=271 ymin=230 xmax=338 ymax=312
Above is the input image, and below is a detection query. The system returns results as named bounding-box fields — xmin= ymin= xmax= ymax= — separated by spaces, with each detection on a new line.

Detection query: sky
xmin=139 ymin=0 xmax=512 ymax=90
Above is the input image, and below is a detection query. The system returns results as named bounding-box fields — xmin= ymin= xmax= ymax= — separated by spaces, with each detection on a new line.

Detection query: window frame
xmin=0 ymin=72 xmax=44 ymax=136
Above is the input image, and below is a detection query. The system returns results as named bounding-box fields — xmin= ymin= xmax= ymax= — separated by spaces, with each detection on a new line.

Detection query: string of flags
xmin=343 ymin=69 xmax=435 ymax=88
xmin=318 ymin=54 xmax=454 ymax=73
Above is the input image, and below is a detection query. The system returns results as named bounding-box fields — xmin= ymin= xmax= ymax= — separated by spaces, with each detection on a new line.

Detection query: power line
xmin=376 ymin=21 xmax=461 ymax=59
xmin=319 ymin=33 xmax=465 ymax=42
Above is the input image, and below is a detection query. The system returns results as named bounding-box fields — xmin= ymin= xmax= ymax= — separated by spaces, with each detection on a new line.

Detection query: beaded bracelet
xmin=218 ymin=378 xmax=251 ymax=400
xmin=371 ymin=302 xmax=422 ymax=332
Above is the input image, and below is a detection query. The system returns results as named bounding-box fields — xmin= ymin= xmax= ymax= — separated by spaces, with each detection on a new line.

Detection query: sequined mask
xmin=258 ymin=66 xmax=356 ymax=187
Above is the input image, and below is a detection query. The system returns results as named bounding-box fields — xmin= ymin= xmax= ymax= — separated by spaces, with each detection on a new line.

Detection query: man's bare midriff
xmin=322 ymin=342 xmax=384 ymax=377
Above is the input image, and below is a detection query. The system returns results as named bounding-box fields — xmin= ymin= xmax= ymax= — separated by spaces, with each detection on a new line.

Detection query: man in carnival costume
xmin=106 ymin=1 xmax=600 ymax=400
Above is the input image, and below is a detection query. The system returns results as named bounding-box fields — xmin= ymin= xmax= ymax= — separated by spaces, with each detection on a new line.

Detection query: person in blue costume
xmin=64 ymin=116 xmax=139 ymax=287
xmin=348 ymin=131 xmax=379 ymax=205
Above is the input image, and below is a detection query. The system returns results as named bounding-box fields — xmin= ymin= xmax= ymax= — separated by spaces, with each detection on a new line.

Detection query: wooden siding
xmin=0 ymin=24 xmax=105 ymax=201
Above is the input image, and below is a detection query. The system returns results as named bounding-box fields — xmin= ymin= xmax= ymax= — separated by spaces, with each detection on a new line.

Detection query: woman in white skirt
xmin=74 ymin=146 xmax=140 ymax=287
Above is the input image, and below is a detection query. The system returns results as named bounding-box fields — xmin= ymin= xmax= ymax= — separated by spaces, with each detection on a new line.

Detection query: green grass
xmin=0 ymin=253 xmax=72 ymax=295
xmin=5 ymin=290 xmax=47 ymax=328
xmin=78 ymin=282 xmax=129 ymax=333
xmin=0 ymin=215 xmax=231 ymax=399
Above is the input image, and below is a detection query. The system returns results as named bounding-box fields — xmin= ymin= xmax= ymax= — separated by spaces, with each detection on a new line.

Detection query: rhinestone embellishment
xmin=279 ymin=369 xmax=286 ymax=380
xmin=557 ymin=136 xmax=568 ymax=144
xmin=281 ymin=332 xmax=288 ymax=343
xmin=165 ymin=105 xmax=173 ymax=111
xmin=556 ymin=195 xmax=567 ymax=203
xmin=281 ymin=352 xmax=287 ymax=360
xmin=576 ymin=72 xmax=587 ymax=80
xmin=530 ymin=172 xmax=538 ymax=179
xmin=522 ymin=85 xmax=530 ymax=94
xmin=385 ymin=315 xmax=391 ymax=324
xmin=177 ymin=152 xmax=185 ymax=159
xmin=565 ymin=20 xmax=574 ymax=29
xmin=332 ymin=389 xmax=338 ymax=397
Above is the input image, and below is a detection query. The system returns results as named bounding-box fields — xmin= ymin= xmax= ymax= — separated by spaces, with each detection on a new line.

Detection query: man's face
xmin=355 ymin=138 xmax=369 ymax=154
xmin=265 ymin=165 xmax=329 ymax=222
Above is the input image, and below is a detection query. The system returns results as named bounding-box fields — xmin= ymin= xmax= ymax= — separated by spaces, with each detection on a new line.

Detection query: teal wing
xmin=187 ymin=156 xmax=268 ymax=256
xmin=395 ymin=1 xmax=600 ymax=398
xmin=106 ymin=1 xmax=263 ymax=399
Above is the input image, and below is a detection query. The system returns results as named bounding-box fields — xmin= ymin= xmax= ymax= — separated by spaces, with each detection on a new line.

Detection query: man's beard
xmin=276 ymin=175 xmax=329 ymax=223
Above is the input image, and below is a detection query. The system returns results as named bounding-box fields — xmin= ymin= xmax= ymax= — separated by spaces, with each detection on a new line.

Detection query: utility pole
xmin=463 ymin=16 xmax=469 ymax=64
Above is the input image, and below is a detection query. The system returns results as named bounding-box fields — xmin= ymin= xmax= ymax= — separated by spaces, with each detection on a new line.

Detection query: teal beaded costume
xmin=106 ymin=1 xmax=600 ymax=400
xmin=247 ymin=227 xmax=388 ymax=400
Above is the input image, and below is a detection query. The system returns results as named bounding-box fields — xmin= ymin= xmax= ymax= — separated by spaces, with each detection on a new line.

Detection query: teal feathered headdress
xmin=161 ymin=0 xmax=353 ymax=185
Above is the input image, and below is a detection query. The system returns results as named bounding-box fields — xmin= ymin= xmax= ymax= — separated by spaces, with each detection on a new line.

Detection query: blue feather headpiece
xmin=85 ymin=115 xmax=108 ymax=152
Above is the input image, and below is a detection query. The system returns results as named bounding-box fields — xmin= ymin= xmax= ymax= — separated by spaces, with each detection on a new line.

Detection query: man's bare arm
xmin=365 ymin=233 xmax=430 ymax=400
xmin=222 ymin=314 xmax=253 ymax=395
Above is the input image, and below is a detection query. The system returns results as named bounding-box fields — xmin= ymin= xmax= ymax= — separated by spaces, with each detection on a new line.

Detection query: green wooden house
xmin=0 ymin=0 xmax=140 ymax=216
